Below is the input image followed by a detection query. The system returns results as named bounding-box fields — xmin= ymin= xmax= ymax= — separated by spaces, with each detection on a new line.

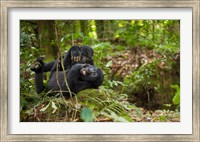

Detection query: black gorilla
xmin=31 ymin=60 xmax=103 ymax=95
xmin=42 ymin=46 xmax=94 ymax=72
xmin=30 ymin=46 xmax=104 ymax=96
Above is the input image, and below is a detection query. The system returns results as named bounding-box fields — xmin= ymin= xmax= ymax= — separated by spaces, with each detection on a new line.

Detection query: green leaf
xmin=43 ymin=80 xmax=48 ymax=87
xmin=105 ymin=60 xmax=112 ymax=68
xmin=80 ymin=108 xmax=95 ymax=122
xmin=171 ymin=85 xmax=180 ymax=105
xmin=60 ymin=37 xmax=65 ymax=42
xmin=173 ymin=93 xmax=180 ymax=105
xmin=110 ymin=112 xmax=129 ymax=122
xmin=113 ymin=81 xmax=118 ymax=86
xmin=160 ymin=115 xmax=167 ymax=122
xmin=40 ymin=102 xmax=50 ymax=112
xmin=51 ymin=102 xmax=58 ymax=114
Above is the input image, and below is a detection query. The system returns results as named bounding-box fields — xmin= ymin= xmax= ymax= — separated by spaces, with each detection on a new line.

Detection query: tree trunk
xmin=96 ymin=20 xmax=104 ymax=40
xmin=37 ymin=20 xmax=59 ymax=59
xmin=80 ymin=20 xmax=88 ymax=36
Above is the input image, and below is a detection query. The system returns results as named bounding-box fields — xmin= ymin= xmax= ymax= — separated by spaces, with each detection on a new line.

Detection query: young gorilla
xmin=30 ymin=45 xmax=103 ymax=96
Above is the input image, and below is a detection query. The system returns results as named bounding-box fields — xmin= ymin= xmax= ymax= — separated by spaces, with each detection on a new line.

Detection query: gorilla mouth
xmin=81 ymin=69 xmax=87 ymax=76
xmin=80 ymin=67 xmax=88 ymax=76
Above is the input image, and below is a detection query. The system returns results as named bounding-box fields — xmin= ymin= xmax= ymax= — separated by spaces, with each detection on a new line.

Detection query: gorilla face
xmin=80 ymin=46 xmax=94 ymax=64
xmin=81 ymin=55 xmax=90 ymax=63
xmin=70 ymin=46 xmax=94 ymax=65
xmin=80 ymin=64 xmax=99 ymax=81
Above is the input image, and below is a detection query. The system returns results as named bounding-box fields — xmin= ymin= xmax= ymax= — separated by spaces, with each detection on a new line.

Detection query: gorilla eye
xmin=91 ymin=72 xmax=97 ymax=77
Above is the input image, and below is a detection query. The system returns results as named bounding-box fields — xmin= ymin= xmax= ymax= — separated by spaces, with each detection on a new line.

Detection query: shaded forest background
xmin=20 ymin=20 xmax=180 ymax=122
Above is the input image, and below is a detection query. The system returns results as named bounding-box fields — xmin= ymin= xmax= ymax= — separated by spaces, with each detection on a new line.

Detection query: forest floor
xmin=21 ymin=93 xmax=180 ymax=122
xmin=21 ymin=46 xmax=180 ymax=122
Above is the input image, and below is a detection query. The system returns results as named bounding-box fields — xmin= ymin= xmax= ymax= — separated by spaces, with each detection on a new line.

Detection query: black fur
xmin=30 ymin=45 xmax=103 ymax=95
xmin=42 ymin=46 xmax=94 ymax=73
xmin=31 ymin=61 xmax=104 ymax=95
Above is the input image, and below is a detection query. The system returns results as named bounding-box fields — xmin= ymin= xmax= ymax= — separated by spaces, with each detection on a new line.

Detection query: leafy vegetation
xmin=20 ymin=20 xmax=180 ymax=122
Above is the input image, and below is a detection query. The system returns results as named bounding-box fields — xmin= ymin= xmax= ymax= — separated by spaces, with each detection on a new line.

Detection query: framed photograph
xmin=1 ymin=0 xmax=199 ymax=141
